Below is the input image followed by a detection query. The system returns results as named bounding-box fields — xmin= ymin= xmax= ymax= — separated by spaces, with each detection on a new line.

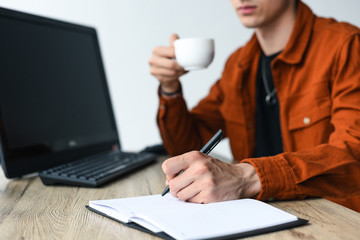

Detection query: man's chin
xmin=243 ymin=24 xmax=257 ymax=29
xmin=239 ymin=18 xmax=259 ymax=29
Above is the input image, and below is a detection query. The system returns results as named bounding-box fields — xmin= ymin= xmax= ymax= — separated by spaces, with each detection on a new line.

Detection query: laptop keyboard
xmin=38 ymin=151 xmax=157 ymax=187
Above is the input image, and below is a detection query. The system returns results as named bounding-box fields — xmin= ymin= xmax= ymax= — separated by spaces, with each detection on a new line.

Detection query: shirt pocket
xmin=287 ymin=99 xmax=333 ymax=150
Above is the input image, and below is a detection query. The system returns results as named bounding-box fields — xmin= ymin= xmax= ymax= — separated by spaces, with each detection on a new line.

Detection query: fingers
xmin=152 ymin=46 xmax=175 ymax=59
xmin=149 ymin=33 xmax=187 ymax=88
xmin=149 ymin=47 xmax=184 ymax=87
xmin=176 ymin=184 xmax=201 ymax=202
xmin=162 ymin=151 xmax=211 ymax=201
xmin=149 ymin=55 xmax=180 ymax=74
xmin=162 ymin=153 xmax=190 ymax=178
xmin=168 ymin=167 xmax=196 ymax=198
xmin=174 ymin=163 xmax=215 ymax=203
xmin=149 ymin=47 xmax=184 ymax=75
xmin=162 ymin=152 xmax=259 ymax=204
xmin=171 ymin=172 xmax=215 ymax=204
xmin=186 ymin=192 xmax=206 ymax=204
xmin=169 ymin=33 xmax=179 ymax=47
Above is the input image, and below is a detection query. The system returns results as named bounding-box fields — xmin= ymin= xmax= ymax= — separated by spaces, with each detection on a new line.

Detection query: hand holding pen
xmin=160 ymin=128 xmax=261 ymax=203
xmin=161 ymin=129 xmax=223 ymax=196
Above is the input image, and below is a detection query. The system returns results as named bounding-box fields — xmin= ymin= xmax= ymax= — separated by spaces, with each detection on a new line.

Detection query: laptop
xmin=0 ymin=7 xmax=160 ymax=187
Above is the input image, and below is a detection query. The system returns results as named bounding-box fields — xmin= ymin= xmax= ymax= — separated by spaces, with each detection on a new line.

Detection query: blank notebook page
xmin=90 ymin=194 xmax=298 ymax=240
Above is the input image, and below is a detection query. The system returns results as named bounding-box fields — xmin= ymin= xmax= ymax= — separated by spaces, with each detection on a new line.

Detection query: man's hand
xmin=149 ymin=33 xmax=187 ymax=93
xmin=162 ymin=151 xmax=261 ymax=203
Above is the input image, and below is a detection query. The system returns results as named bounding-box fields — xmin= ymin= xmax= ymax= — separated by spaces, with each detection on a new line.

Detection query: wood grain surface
xmin=0 ymin=157 xmax=359 ymax=240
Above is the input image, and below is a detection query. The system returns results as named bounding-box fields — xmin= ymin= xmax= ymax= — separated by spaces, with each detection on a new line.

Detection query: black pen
xmin=161 ymin=129 xmax=223 ymax=196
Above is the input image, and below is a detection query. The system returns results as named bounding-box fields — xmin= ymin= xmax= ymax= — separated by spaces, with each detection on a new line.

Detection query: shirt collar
xmin=237 ymin=1 xmax=315 ymax=67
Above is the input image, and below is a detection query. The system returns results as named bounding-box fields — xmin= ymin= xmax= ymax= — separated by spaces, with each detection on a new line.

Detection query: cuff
xmin=159 ymin=84 xmax=182 ymax=99
xmin=158 ymin=85 xmax=185 ymax=120
xmin=241 ymin=155 xmax=297 ymax=201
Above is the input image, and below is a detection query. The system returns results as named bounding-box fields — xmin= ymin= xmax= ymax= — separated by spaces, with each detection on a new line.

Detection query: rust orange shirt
xmin=157 ymin=2 xmax=360 ymax=212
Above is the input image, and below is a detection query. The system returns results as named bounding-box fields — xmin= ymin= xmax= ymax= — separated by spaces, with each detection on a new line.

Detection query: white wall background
xmin=1 ymin=0 xmax=359 ymax=160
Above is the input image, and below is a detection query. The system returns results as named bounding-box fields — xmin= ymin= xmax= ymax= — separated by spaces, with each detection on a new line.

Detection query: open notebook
xmin=87 ymin=194 xmax=308 ymax=240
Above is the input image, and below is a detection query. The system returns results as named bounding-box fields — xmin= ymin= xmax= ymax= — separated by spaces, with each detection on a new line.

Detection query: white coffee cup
xmin=174 ymin=38 xmax=215 ymax=71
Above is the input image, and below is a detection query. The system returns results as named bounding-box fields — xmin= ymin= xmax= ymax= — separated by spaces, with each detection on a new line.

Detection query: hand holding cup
xmin=149 ymin=34 xmax=215 ymax=94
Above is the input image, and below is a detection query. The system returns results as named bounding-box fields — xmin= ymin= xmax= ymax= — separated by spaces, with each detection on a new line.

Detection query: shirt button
xmin=303 ymin=117 xmax=310 ymax=125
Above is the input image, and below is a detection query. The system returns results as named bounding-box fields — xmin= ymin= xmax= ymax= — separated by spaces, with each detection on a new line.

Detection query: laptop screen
xmin=0 ymin=7 xmax=119 ymax=177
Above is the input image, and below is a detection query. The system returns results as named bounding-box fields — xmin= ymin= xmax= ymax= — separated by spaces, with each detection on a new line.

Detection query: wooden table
xmin=0 ymin=157 xmax=359 ymax=240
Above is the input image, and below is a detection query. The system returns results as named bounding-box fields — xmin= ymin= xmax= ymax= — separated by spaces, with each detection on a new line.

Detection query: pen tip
xmin=161 ymin=186 xmax=169 ymax=196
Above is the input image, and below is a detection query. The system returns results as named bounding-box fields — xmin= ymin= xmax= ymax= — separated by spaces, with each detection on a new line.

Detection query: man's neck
xmin=255 ymin=3 xmax=297 ymax=56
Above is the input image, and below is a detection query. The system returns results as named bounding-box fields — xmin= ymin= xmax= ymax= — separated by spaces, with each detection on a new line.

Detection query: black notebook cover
xmin=86 ymin=205 xmax=308 ymax=240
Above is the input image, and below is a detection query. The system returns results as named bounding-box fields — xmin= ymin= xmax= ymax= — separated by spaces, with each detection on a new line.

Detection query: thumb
xmin=169 ymin=33 xmax=179 ymax=47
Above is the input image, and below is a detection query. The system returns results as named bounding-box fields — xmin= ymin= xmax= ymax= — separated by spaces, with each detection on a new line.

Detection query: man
xmin=149 ymin=0 xmax=360 ymax=212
